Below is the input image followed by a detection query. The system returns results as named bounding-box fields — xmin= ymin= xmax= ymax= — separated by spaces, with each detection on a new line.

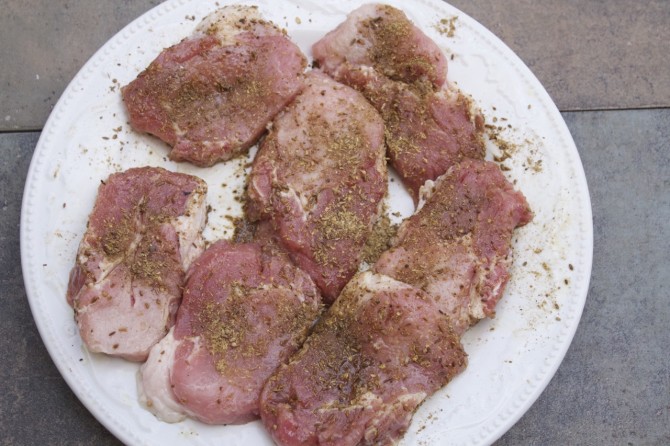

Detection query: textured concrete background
xmin=1 ymin=1 xmax=669 ymax=445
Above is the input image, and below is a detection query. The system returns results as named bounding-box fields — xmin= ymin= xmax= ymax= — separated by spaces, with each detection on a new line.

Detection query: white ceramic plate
xmin=21 ymin=0 xmax=592 ymax=444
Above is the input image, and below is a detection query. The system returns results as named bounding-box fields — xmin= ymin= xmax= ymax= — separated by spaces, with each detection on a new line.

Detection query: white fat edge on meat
xmin=248 ymin=170 xmax=270 ymax=207
xmin=416 ymin=178 xmax=437 ymax=212
xmin=75 ymin=225 xmax=143 ymax=291
xmin=169 ymin=133 xmax=232 ymax=157
xmin=277 ymin=187 xmax=310 ymax=223
xmin=411 ymin=167 xmax=457 ymax=230
xmin=318 ymin=4 xmax=376 ymax=69
xmin=362 ymin=392 xmax=427 ymax=441
xmin=433 ymin=84 xmax=484 ymax=128
xmin=345 ymin=271 xmax=417 ymax=306
xmin=194 ymin=5 xmax=281 ymax=46
xmin=173 ymin=182 xmax=208 ymax=271
xmin=469 ymin=286 xmax=489 ymax=320
xmin=471 ymin=253 xmax=513 ymax=317
xmin=317 ymin=385 xmax=425 ymax=416
xmin=171 ymin=122 xmax=186 ymax=138
xmin=138 ymin=327 xmax=188 ymax=423
xmin=256 ymin=282 xmax=312 ymax=304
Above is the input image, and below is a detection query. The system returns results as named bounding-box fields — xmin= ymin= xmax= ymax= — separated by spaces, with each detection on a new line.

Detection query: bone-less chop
xmin=66 ymin=167 xmax=207 ymax=361
xmin=247 ymin=70 xmax=387 ymax=303
xmin=313 ymin=3 xmax=486 ymax=202
xmin=122 ymin=6 xmax=306 ymax=167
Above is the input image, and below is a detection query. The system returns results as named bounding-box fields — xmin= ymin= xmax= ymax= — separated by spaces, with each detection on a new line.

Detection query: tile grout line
xmin=1 ymin=106 xmax=670 ymax=135
xmin=558 ymin=106 xmax=670 ymax=113
xmin=0 ymin=128 xmax=43 ymax=134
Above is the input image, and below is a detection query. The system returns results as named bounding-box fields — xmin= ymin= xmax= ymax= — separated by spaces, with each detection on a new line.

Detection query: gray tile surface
xmin=3 ymin=109 xmax=669 ymax=444
xmin=0 ymin=0 xmax=161 ymax=131
xmin=0 ymin=132 xmax=119 ymax=445
xmin=498 ymin=109 xmax=670 ymax=445
xmin=451 ymin=0 xmax=670 ymax=111
xmin=2 ymin=0 xmax=669 ymax=131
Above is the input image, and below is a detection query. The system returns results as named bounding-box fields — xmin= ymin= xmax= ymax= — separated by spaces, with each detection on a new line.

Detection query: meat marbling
xmin=122 ymin=5 xmax=307 ymax=167
xmin=139 ymin=238 xmax=321 ymax=424
xmin=260 ymin=271 xmax=467 ymax=446
xmin=375 ymin=159 xmax=533 ymax=334
xmin=312 ymin=4 xmax=485 ymax=202
xmin=247 ymin=70 xmax=387 ymax=303
xmin=66 ymin=167 xmax=207 ymax=361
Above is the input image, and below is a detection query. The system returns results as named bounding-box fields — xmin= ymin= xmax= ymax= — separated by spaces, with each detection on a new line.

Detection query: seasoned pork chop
xmin=122 ymin=6 xmax=306 ymax=166
xmin=375 ymin=159 xmax=532 ymax=334
xmin=337 ymin=66 xmax=485 ymax=201
xmin=260 ymin=271 xmax=467 ymax=446
xmin=312 ymin=3 xmax=447 ymax=87
xmin=313 ymin=4 xmax=485 ymax=202
xmin=66 ymin=167 xmax=207 ymax=361
xmin=140 ymin=240 xmax=321 ymax=424
xmin=247 ymin=70 xmax=387 ymax=302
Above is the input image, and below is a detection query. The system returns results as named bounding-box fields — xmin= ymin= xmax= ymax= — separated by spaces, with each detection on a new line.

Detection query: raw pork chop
xmin=375 ymin=159 xmax=532 ymax=334
xmin=311 ymin=3 xmax=447 ymax=87
xmin=337 ymin=67 xmax=485 ymax=201
xmin=312 ymin=4 xmax=485 ymax=201
xmin=139 ymin=239 xmax=321 ymax=424
xmin=247 ymin=70 xmax=386 ymax=302
xmin=66 ymin=167 xmax=207 ymax=361
xmin=122 ymin=6 xmax=306 ymax=166
xmin=260 ymin=271 xmax=467 ymax=446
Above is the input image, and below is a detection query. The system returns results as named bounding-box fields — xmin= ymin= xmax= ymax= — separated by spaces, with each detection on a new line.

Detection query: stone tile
xmin=497 ymin=109 xmax=670 ymax=444
xmin=0 ymin=0 xmax=160 ymax=131
xmin=450 ymin=0 xmax=670 ymax=111
xmin=2 ymin=1 xmax=669 ymax=131
xmin=0 ymin=132 xmax=119 ymax=444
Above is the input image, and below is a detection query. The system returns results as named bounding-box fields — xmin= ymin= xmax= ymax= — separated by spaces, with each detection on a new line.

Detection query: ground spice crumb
xmin=362 ymin=213 xmax=398 ymax=264
xmin=434 ymin=16 xmax=458 ymax=37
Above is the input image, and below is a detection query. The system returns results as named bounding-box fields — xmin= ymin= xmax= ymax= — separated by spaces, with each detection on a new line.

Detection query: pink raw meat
xmin=122 ymin=6 xmax=306 ymax=166
xmin=375 ymin=159 xmax=533 ymax=334
xmin=66 ymin=167 xmax=207 ymax=361
xmin=247 ymin=70 xmax=387 ymax=303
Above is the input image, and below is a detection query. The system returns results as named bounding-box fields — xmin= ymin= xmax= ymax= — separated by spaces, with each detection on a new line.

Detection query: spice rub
xmin=247 ymin=70 xmax=387 ymax=303
xmin=260 ymin=271 xmax=467 ymax=446
xmin=66 ymin=167 xmax=208 ymax=361
xmin=312 ymin=3 xmax=486 ymax=202
xmin=375 ymin=159 xmax=533 ymax=334
xmin=122 ymin=5 xmax=306 ymax=167
xmin=139 ymin=239 xmax=321 ymax=425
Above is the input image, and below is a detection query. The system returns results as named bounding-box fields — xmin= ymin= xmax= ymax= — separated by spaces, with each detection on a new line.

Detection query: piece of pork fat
xmin=260 ymin=271 xmax=467 ymax=446
xmin=66 ymin=167 xmax=207 ymax=361
xmin=374 ymin=159 xmax=533 ymax=335
xmin=312 ymin=4 xmax=485 ymax=202
xmin=139 ymin=239 xmax=321 ymax=424
xmin=247 ymin=70 xmax=387 ymax=303
xmin=122 ymin=5 xmax=307 ymax=167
